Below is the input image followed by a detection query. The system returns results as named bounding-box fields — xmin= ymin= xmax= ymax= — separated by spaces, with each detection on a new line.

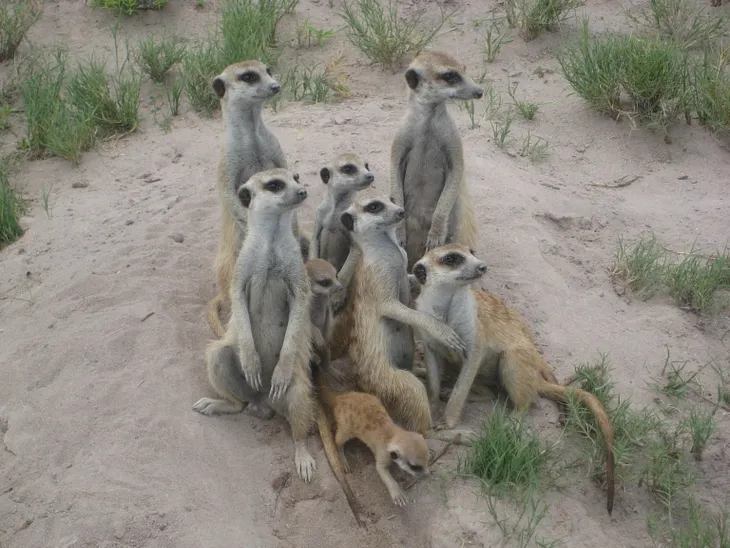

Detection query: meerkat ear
xmin=389 ymin=196 xmax=395 ymax=204
xmin=212 ymin=76 xmax=226 ymax=99
xmin=238 ymin=186 xmax=252 ymax=208
xmin=405 ymin=69 xmax=420 ymax=90
xmin=389 ymin=451 xmax=398 ymax=461
xmin=340 ymin=212 xmax=354 ymax=232
xmin=319 ymin=167 xmax=331 ymax=185
xmin=413 ymin=263 xmax=427 ymax=285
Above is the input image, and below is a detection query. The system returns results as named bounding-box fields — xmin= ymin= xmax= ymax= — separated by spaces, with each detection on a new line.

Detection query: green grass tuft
xmin=0 ymin=156 xmax=25 ymax=248
xmin=90 ymin=0 xmax=168 ymax=16
xmin=135 ymin=31 xmax=186 ymax=84
xmin=0 ymin=0 xmax=43 ymax=62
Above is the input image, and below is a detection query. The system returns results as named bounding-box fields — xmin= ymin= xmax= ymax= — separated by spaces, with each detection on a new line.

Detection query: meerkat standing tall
xmin=311 ymin=153 xmax=375 ymax=273
xmin=329 ymin=197 xmax=468 ymax=435
xmin=390 ymin=51 xmax=484 ymax=272
xmin=412 ymin=244 xmax=616 ymax=515
xmin=193 ymin=169 xmax=317 ymax=483
xmin=207 ymin=60 xmax=310 ymax=339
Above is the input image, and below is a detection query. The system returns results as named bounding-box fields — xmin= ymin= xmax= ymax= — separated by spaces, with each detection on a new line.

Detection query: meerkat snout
xmin=269 ymin=82 xmax=281 ymax=94
xmin=396 ymin=207 xmax=405 ymax=219
xmin=297 ymin=188 xmax=308 ymax=199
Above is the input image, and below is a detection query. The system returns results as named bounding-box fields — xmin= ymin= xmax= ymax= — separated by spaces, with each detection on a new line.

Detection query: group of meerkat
xmin=192 ymin=51 xmax=616 ymax=525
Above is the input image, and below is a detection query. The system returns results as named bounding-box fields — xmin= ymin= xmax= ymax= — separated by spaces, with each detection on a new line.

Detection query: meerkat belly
xmin=382 ymin=317 xmax=415 ymax=370
xmin=247 ymin=276 xmax=290 ymax=373
xmin=324 ymin=227 xmax=349 ymax=272
xmin=403 ymin=141 xmax=447 ymax=234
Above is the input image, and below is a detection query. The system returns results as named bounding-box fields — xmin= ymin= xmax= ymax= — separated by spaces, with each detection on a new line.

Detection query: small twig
xmin=141 ymin=312 xmax=155 ymax=322
xmin=404 ymin=442 xmax=453 ymax=491
xmin=590 ymin=174 xmax=642 ymax=188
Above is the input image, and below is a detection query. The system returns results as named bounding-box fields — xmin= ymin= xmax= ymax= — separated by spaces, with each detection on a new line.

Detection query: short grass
xmin=0 ymin=0 xmax=43 ymax=62
xmin=18 ymin=27 xmax=141 ymax=164
xmin=134 ymin=31 xmax=185 ymax=83
xmin=339 ymin=0 xmax=447 ymax=70
xmin=505 ymin=0 xmax=582 ymax=41
xmin=181 ymin=0 xmax=297 ymax=116
xmin=89 ymin=0 xmax=168 ymax=16
xmin=611 ymin=235 xmax=730 ymax=314
xmin=0 ymin=155 xmax=25 ymax=248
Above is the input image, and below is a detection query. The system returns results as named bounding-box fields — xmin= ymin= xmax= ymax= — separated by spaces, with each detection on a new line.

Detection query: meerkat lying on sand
xmin=412 ymin=244 xmax=616 ymax=515
xmin=390 ymin=51 xmax=483 ymax=272
xmin=193 ymin=169 xmax=317 ymax=482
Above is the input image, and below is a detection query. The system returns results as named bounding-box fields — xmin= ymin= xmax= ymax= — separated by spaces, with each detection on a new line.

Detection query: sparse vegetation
xmin=90 ymin=0 xmax=168 ymax=16
xmin=505 ymin=0 xmax=582 ymax=41
xmin=612 ymin=235 xmax=730 ymax=314
xmin=483 ymin=17 xmax=513 ymax=63
xmin=508 ymin=80 xmax=540 ymax=120
xmin=519 ymin=131 xmax=549 ymax=162
xmin=0 ymin=156 xmax=25 ymax=248
xmin=135 ymin=31 xmax=186 ymax=84
xmin=339 ymin=0 xmax=447 ymax=70
xmin=0 ymin=0 xmax=43 ymax=62
xmin=295 ymin=17 xmax=336 ymax=48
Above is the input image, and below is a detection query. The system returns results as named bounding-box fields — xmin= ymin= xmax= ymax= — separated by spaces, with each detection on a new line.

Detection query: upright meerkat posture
xmin=313 ymin=363 xmax=430 ymax=508
xmin=311 ymin=153 xmax=375 ymax=273
xmin=329 ymin=197 xmax=468 ymax=435
xmin=193 ymin=169 xmax=317 ymax=482
xmin=390 ymin=51 xmax=484 ymax=272
xmin=412 ymin=244 xmax=616 ymax=515
xmin=207 ymin=60 xmax=310 ymax=339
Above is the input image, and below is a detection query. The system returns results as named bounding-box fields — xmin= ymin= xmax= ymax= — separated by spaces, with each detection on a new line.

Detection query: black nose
xmin=297 ymin=188 xmax=307 ymax=198
xmin=270 ymin=83 xmax=281 ymax=93
xmin=473 ymin=89 xmax=484 ymax=99
xmin=396 ymin=208 xmax=405 ymax=218
xmin=478 ymin=263 xmax=487 ymax=273
xmin=365 ymin=173 xmax=374 ymax=182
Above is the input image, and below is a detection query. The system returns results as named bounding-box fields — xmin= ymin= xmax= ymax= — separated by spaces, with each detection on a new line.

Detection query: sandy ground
xmin=1 ymin=0 xmax=729 ymax=547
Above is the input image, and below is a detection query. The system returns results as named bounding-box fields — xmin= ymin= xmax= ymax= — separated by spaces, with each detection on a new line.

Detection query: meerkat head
xmin=412 ymin=244 xmax=488 ymax=288
xmin=305 ymin=258 xmax=344 ymax=297
xmin=340 ymin=198 xmax=405 ymax=235
xmin=212 ymin=60 xmax=281 ymax=108
xmin=404 ymin=51 xmax=484 ymax=104
xmin=238 ymin=168 xmax=308 ymax=214
xmin=319 ymin=153 xmax=375 ymax=193
xmin=387 ymin=431 xmax=430 ymax=478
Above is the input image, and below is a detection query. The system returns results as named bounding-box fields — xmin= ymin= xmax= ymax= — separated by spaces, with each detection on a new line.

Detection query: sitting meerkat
xmin=313 ymin=363 xmax=430 ymax=508
xmin=412 ymin=244 xmax=616 ymax=515
xmin=390 ymin=50 xmax=484 ymax=272
xmin=193 ymin=168 xmax=317 ymax=483
xmin=207 ymin=60 xmax=310 ymax=339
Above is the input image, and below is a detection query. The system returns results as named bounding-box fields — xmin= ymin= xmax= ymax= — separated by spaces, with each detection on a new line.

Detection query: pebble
xmin=172 ymin=233 xmax=184 ymax=243
xmin=71 ymin=181 xmax=89 ymax=189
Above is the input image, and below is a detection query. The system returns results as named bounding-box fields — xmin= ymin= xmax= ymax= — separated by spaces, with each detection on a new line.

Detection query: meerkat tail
xmin=537 ymin=381 xmax=616 ymax=516
xmin=456 ymin=193 xmax=479 ymax=249
xmin=206 ymin=294 xmax=227 ymax=339
xmin=312 ymin=364 xmax=365 ymax=527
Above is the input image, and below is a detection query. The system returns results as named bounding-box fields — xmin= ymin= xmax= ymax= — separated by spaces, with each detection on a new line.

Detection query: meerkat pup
xmin=207 ymin=60 xmax=310 ymax=339
xmin=329 ymin=197 xmax=468 ymax=436
xmin=311 ymin=153 xmax=375 ymax=273
xmin=313 ymin=363 xmax=430 ymax=508
xmin=390 ymin=51 xmax=484 ymax=272
xmin=193 ymin=168 xmax=317 ymax=482
xmin=412 ymin=244 xmax=616 ymax=514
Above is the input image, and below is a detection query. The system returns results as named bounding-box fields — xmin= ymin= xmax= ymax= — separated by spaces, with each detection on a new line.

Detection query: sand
xmin=1 ymin=0 xmax=729 ymax=547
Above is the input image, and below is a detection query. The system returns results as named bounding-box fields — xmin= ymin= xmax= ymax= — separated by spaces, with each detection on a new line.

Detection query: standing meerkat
xmin=390 ymin=51 xmax=484 ymax=272
xmin=313 ymin=363 xmax=430 ymax=508
xmin=193 ymin=168 xmax=317 ymax=482
xmin=329 ymin=197 xmax=468 ymax=435
xmin=207 ymin=60 xmax=310 ymax=339
xmin=311 ymin=153 xmax=375 ymax=273
xmin=412 ymin=244 xmax=616 ymax=515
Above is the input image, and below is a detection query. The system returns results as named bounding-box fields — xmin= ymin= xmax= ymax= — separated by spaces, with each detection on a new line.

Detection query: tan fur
xmin=414 ymin=244 xmax=616 ymax=515
xmin=390 ymin=51 xmax=482 ymax=272
xmin=206 ymin=60 xmax=309 ymax=339
xmin=315 ymin=365 xmax=430 ymax=508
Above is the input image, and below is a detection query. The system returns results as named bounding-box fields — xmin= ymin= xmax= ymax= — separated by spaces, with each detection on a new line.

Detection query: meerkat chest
xmin=418 ymin=290 xmax=478 ymax=349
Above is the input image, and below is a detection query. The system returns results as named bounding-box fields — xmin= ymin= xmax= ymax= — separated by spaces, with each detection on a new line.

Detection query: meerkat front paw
xmin=425 ymin=228 xmax=446 ymax=251
xmin=437 ymin=326 xmax=467 ymax=359
xmin=269 ymin=359 xmax=295 ymax=401
xmin=240 ymin=349 xmax=263 ymax=391
xmin=295 ymin=442 xmax=317 ymax=482
xmin=391 ymin=489 xmax=408 ymax=507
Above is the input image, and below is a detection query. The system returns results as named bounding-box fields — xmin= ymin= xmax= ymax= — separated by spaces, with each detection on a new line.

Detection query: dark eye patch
xmin=365 ymin=201 xmax=384 ymax=213
xmin=239 ymin=71 xmax=259 ymax=83
xmin=266 ymin=66 xmax=272 ymax=76
xmin=317 ymin=279 xmax=333 ymax=288
xmin=340 ymin=163 xmax=357 ymax=175
xmin=440 ymin=71 xmax=462 ymax=85
xmin=440 ymin=253 xmax=464 ymax=266
xmin=410 ymin=464 xmax=423 ymax=473
xmin=390 ymin=451 xmax=398 ymax=460
xmin=265 ymin=179 xmax=285 ymax=192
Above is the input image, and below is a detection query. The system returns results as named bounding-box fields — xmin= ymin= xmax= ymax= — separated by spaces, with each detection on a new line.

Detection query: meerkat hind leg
xmin=193 ymin=343 xmax=255 ymax=416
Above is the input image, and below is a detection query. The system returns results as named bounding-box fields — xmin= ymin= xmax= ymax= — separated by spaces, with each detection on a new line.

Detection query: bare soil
xmin=1 ymin=1 xmax=729 ymax=547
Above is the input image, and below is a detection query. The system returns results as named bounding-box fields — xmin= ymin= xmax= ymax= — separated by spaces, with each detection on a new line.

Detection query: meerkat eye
xmin=411 ymin=465 xmax=423 ymax=473
xmin=364 ymin=162 xmax=370 ymax=171
xmin=390 ymin=451 xmax=399 ymax=461
xmin=239 ymin=71 xmax=259 ymax=83
xmin=265 ymin=179 xmax=284 ymax=192
xmin=441 ymin=253 xmax=464 ymax=266
xmin=340 ymin=164 xmax=357 ymax=175
xmin=440 ymin=71 xmax=462 ymax=85
xmin=317 ymin=279 xmax=333 ymax=288
xmin=469 ymin=248 xmax=475 ymax=255
xmin=365 ymin=201 xmax=383 ymax=213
